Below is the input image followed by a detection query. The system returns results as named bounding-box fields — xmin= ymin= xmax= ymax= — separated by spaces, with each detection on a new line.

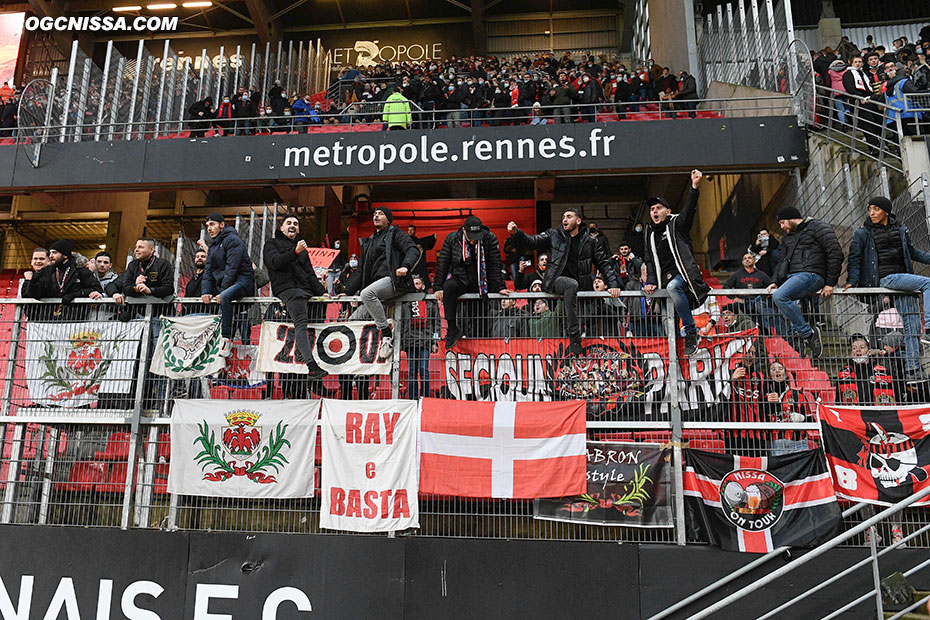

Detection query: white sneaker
xmin=218 ymin=337 xmax=232 ymax=358
xmin=378 ymin=336 xmax=394 ymax=360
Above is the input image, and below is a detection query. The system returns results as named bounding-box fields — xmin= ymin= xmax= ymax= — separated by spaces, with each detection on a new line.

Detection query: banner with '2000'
xmin=257 ymin=321 xmax=391 ymax=375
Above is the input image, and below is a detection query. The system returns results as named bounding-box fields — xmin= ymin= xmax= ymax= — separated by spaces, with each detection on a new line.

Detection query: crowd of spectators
xmin=183 ymin=50 xmax=702 ymax=134
xmin=811 ymin=27 xmax=930 ymax=145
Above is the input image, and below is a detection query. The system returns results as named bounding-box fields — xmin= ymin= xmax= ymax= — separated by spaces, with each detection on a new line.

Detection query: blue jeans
xmin=218 ymin=282 xmax=250 ymax=338
xmin=407 ymin=348 xmax=430 ymax=400
xmin=772 ymin=273 xmax=824 ymax=338
xmin=771 ymin=438 xmax=808 ymax=456
xmin=833 ymin=99 xmax=848 ymax=125
xmin=667 ymin=275 xmax=696 ymax=336
xmin=880 ymin=273 xmax=930 ymax=371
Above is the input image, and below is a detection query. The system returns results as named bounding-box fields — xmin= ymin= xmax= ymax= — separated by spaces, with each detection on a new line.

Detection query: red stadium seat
xmin=57 ymin=461 xmax=107 ymax=492
xmin=97 ymin=462 xmax=138 ymax=494
xmin=94 ymin=432 xmax=132 ymax=461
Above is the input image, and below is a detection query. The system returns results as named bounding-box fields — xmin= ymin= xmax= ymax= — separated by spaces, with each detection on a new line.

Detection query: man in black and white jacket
xmin=642 ymin=169 xmax=711 ymax=357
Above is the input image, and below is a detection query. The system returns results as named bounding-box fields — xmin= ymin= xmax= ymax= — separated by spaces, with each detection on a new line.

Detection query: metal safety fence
xmin=1 ymin=287 xmax=929 ymax=546
xmin=696 ymin=0 xmax=795 ymax=94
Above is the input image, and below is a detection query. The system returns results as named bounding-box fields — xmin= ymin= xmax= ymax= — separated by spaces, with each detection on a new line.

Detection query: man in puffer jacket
xmin=201 ymin=213 xmax=255 ymax=355
xmin=767 ymin=206 xmax=844 ymax=359
xmin=845 ymin=196 xmax=930 ymax=381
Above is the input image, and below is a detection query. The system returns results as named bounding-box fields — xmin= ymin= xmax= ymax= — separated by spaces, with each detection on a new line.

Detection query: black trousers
xmin=550 ymin=276 xmax=580 ymax=337
xmin=442 ymin=277 xmax=489 ymax=336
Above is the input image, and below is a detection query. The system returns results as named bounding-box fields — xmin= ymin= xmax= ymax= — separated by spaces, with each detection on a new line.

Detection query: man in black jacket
xmin=114 ymin=238 xmax=174 ymax=303
xmin=766 ymin=206 xmax=844 ymax=358
xmin=347 ymin=207 xmax=419 ymax=360
xmin=845 ymin=196 xmax=930 ymax=381
xmin=184 ymin=248 xmax=207 ymax=298
xmin=434 ymin=216 xmax=510 ymax=349
xmin=643 ymin=169 xmax=711 ymax=357
xmin=23 ymin=238 xmax=102 ymax=319
xmin=507 ymin=209 xmax=621 ymax=355
xmin=188 ymin=97 xmax=213 ymax=138
xmin=263 ymin=216 xmax=328 ymax=380
xmin=673 ymin=70 xmax=698 ymax=118
xmin=202 ymin=213 xmax=254 ymax=355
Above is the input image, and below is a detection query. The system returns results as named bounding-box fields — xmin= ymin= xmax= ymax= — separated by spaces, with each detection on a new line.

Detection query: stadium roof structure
xmin=0 ymin=0 xmax=623 ymax=42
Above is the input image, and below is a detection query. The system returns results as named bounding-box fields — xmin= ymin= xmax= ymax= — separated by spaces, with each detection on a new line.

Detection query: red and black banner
xmin=684 ymin=449 xmax=841 ymax=553
xmin=818 ymin=404 xmax=930 ymax=506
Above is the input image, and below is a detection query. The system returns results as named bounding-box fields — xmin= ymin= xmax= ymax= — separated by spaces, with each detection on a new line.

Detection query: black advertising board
xmin=5 ymin=117 xmax=808 ymax=191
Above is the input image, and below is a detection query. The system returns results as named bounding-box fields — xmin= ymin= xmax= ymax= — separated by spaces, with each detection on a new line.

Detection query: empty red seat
xmin=96 ymin=462 xmax=138 ymax=493
xmin=57 ymin=461 xmax=107 ymax=492
xmin=94 ymin=432 xmax=132 ymax=460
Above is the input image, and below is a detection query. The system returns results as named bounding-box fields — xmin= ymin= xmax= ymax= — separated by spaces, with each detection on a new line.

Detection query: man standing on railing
xmin=845 ymin=196 xmax=930 ymax=382
xmin=507 ymin=209 xmax=620 ymax=356
xmin=766 ymin=207 xmax=843 ymax=359
xmin=263 ymin=215 xmax=329 ymax=381
xmin=23 ymin=239 xmax=102 ymax=319
xmin=434 ymin=215 xmax=509 ymax=349
xmin=201 ymin=213 xmax=254 ymax=357
xmin=346 ymin=207 xmax=418 ymax=360
xmin=642 ymin=169 xmax=710 ymax=357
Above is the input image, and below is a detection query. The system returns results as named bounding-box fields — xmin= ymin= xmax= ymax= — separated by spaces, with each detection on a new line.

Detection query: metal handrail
xmin=681 ymin=484 xmax=930 ymax=620
xmin=11 ymin=94 xmax=796 ymax=145
xmin=647 ymin=502 xmax=870 ymax=620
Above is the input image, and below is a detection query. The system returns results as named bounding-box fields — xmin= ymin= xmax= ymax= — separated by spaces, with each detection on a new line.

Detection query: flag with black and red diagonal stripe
xmin=683 ymin=449 xmax=841 ymax=553
xmin=817 ymin=403 xmax=930 ymax=506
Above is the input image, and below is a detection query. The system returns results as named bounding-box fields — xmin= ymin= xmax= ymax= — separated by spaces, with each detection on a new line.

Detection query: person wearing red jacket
xmin=213 ymin=95 xmax=234 ymax=136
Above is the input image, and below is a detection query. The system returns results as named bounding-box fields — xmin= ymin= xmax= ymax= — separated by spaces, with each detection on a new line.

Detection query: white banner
xmin=216 ymin=344 xmax=266 ymax=387
xmin=258 ymin=321 xmax=392 ymax=375
xmin=320 ymin=399 xmax=419 ymax=533
xmin=25 ymin=321 xmax=145 ymax=408
xmin=168 ymin=399 xmax=319 ymax=498
xmin=150 ymin=315 xmax=225 ymax=379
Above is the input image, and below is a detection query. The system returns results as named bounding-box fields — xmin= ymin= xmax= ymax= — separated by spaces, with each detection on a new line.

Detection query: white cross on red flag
xmin=418 ymin=398 xmax=587 ymax=499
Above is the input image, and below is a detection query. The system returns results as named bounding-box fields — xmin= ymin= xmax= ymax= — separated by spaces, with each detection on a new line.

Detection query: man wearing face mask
xmin=836 ymin=335 xmax=896 ymax=404
xmin=434 ymin=216 xmax=509 ymax=348
xmin=292 ymin=94 xmax=313 ymax=133
xmin=577 ymin=72 xmax=604 ymax=123
xmin=444 ymin=79 xmax=467 ymax=127
xmin=674 ymin=70 xmax=698 ymax=118
xmin=550 ymin=74 xmax=576 ymax=123
xmin=263 ymin=216 xmax=329 ymax=381
xmin=214 ymin=95 xmax=233 ymax=136
xmin=234 ymin=92 xmax=256 ymax=135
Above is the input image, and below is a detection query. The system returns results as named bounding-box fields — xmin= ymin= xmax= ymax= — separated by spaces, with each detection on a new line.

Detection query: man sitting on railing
xmin=766 ymin=207 xmax=843 ymax=360
xmin=23 ymin=238 xmax=102 ymax=320
xmin=846 ymin=196 xmax=930 ymax=383
xmin=263 ymin=215 xmax=329 ymax=382
xmin=507 ymin=209 xmax=620 ymax=356
xmin=346 ymin=207 xmax=418 ymax=360
xmin=643 ymin=169 xmax=709 ymax=357
xmin=201 ymin=213 xmax=255 ymax=357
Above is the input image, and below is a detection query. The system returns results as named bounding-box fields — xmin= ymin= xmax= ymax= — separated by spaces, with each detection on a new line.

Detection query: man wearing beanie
xmin=201 ymin=213 xmax=255 ymax=356
xmin=641 ymin=169 xmax=710 ymax=357
xmin=434 ymin=215 xmax=509 ymax=349
xmin=767 ymin=206 xmax=843 ymax=358
xmin=846 ymin=196 xmax=930 ymax=381
xmin=346 ymin=207 xmax=418 ymax=359
xmin=23 ymin=238 xmax=102 ymax=319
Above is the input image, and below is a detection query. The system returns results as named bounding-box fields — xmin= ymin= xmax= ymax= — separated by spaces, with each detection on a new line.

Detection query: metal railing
xmin=2 ymin=286 xmax=930 ymax=544
xmin=9 ymin=94 xmax=795 ymax=146
xmin=660 ymin=485 xmax=930 ymax=620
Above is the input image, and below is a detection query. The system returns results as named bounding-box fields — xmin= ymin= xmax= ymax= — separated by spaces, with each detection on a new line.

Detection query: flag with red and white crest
xmin=168 ymin=399 xmax=319 ymax=499
xmin=818 ymin=403 xmax=930 ymax=506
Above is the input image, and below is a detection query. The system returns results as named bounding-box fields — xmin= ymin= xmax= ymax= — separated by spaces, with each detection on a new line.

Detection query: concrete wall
xmin=647 ymin=0 xmax=690 ymax=70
